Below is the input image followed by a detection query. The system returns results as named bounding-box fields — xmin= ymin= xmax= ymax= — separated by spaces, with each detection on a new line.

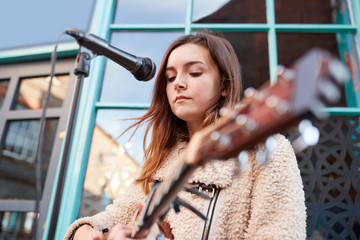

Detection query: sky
xmin=0 ymin=0 xmax=94 ymax=50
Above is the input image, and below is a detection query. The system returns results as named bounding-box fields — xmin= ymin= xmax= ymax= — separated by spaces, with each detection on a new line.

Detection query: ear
xmin=221 ymin=89 xmax=227 ymax=97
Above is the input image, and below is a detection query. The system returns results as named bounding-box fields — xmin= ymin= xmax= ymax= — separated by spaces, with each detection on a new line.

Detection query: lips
xmin=175 ymin=95 xmax=190 ymax=103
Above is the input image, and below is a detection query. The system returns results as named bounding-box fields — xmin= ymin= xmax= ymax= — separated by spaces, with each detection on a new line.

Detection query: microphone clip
xmin=74 ymin=46 xmax=95 ymax=77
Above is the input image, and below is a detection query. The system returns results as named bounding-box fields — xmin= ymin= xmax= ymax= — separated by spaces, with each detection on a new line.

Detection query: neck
xmin=186 ymin=121 xmax=202 ymax=139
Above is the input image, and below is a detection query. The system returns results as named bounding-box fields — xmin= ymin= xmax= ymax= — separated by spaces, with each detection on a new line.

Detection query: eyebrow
xmin=165 ymin=61 xmax=206 ymax=71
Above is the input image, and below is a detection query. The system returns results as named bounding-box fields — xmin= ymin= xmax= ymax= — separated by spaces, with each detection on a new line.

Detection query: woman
xmin=64 ymin=32 xmax=306 ymax=240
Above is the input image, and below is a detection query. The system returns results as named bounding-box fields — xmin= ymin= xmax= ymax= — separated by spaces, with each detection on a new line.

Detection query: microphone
xmin=65 ymin=28 xmax=156 ymax=81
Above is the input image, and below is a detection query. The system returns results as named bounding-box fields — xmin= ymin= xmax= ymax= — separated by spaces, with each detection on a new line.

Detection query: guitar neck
xmin=132 ymin=160 xmax=196 ymax=237
xmin=131 ymin=48 xmax=348 ymax=239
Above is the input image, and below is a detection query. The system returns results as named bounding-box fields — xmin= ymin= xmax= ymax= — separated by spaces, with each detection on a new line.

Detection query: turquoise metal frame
xmin=0 ymin=42 xmax=79 ymax=64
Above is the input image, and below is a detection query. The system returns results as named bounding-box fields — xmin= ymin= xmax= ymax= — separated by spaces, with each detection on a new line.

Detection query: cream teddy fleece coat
xmin=64 ymin=134 xmax=306 ymax=239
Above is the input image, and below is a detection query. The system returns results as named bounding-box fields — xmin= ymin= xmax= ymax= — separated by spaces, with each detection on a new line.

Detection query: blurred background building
xmin=0 ymin=0 xmax=359 ymax=239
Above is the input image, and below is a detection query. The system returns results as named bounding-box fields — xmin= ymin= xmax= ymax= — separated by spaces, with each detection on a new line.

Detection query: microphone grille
xmin=133 ymin=57 xmax=156 ymax=81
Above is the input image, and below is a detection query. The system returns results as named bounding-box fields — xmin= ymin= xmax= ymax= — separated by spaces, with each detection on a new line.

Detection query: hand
xmin=73 ymin=224 xmax=103 ymax=240
xmin=108 ymin=201 xmax=160 ymax=240
xmin=108 ymin=223 xmax=160 ymax=240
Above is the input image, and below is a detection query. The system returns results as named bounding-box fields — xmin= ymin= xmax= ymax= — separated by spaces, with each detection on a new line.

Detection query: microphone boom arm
xmin=65 ymin=28 xmax=156 ymax=81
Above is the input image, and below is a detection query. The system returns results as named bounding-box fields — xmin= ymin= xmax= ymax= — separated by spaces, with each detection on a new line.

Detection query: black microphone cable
xmin=32 ymin=31 xmax=66 ymax=240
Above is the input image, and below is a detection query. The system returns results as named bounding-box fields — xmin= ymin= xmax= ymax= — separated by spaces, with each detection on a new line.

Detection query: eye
xmin=166 ymin=76 xmax=176 ymax=82
xmin=190 ymin=72 xmax=202 ymax=77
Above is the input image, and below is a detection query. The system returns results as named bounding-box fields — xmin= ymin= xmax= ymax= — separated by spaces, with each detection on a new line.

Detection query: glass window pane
xmin=277 ymin=32 xmax=356 ymax=107
xmin=0 ymin=79 xmax=10 ymax=110
xmin=113 ymin=0 xmax=187 ymax=24
xmin=193 ymin=0 xmax=266 ymax=23
xmin=275 ymin=0 xmax=351 ymax=24
xmin=12 ymin=75 xmax=70 ymax=110
xmin=100 ymin=32 xmax=183 ymax=103
xmin=0 ymin=211 xmax=35 ymax=240
xmin=214 ymin=32 xmax=269 ymax=91
xmin=0 ymin=119 xmax=59 ymax=200
xmin=277 ymin=33 xmax=339 ymax=66
xmin=79 ymin=109 xmax=147 ymax=217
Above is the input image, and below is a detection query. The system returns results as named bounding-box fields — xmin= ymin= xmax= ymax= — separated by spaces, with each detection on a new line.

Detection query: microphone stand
xmin=47 ymin=45 xmax=93 ymax=239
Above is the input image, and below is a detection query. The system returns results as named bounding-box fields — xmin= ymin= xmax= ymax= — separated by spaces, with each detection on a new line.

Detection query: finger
xmin=133 ymin=229 xmax=150 ymax=239
xmin=108 ymin=223 xmax=132 ymax=240
xmin=136 ymin=200 xmax=144 ymax=213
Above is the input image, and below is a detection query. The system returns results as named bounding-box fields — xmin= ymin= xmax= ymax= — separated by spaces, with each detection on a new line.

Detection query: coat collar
xmin=152 ymin=142 xmax=237 ymax=188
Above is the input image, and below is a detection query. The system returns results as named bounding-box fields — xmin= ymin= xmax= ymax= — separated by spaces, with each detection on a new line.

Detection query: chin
xmin=175 ymin=113 xmax=199 ymax=122
xmin=172 ymin=107 xmax=202 ymax=122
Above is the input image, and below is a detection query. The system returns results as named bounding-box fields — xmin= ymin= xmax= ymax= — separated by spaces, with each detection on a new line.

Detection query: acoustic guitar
xmin=131 ymin=48 xmax=349 ymax=238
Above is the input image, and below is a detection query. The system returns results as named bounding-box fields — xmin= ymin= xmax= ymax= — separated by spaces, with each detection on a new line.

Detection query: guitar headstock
xmin=290 ymin=48 xmax=348 ymax=118
xmin=185 ymin=48 xmax=349 ymax=165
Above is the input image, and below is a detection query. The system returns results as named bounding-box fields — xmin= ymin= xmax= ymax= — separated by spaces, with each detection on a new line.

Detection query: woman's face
xmin=165 ymin=43 xmax=223 ymax=135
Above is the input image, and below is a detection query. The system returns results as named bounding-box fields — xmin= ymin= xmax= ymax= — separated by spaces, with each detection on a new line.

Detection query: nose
xmin=173 ymin=75 xmax=186 ymax=90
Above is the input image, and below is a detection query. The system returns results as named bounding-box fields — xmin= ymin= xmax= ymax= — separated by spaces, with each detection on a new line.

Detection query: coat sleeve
xmin=63 ymin=181 xmax=146 ymax=240
xmin=245 ymin=134 xmax=307 ymax=240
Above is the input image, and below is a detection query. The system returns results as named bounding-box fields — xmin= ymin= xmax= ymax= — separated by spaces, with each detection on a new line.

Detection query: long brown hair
xmin=123 ymin=32 xmax=242 ymax=193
